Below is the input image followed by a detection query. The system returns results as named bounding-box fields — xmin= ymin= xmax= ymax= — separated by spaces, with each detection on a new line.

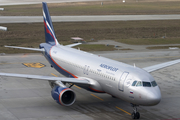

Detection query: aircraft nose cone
xmin=146 ymin=87 xmax=161 ymax=105
xmin=147 ymin=93 xmax=161 ymax=105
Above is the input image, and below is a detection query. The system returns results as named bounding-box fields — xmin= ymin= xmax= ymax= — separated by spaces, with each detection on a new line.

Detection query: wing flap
xmin=143 ymin=59 xmax=180 ymax=73
xmin=0 ymin=72 xmax=89 ymax=84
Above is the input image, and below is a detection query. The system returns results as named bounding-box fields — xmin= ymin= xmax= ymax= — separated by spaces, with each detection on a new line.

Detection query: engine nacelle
xmin=51 ymin=86 xmax=76 ymax=106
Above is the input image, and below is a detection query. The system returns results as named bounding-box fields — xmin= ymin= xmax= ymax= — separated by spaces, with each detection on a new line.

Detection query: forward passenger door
xmin=118 ymin=72 xmax=129 ymax=91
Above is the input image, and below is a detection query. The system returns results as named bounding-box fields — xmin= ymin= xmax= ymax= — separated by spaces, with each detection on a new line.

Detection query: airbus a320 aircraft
xmin=1 ymin=2 xmax=180 ymax=119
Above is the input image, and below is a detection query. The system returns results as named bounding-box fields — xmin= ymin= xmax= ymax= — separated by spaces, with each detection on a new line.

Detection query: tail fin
xmin=42 ymin=2 xmax=59 ymax=46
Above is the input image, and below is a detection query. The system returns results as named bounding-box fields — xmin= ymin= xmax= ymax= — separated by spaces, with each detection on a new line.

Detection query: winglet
xmin=42 ymin=2 xmax=59 ymax=45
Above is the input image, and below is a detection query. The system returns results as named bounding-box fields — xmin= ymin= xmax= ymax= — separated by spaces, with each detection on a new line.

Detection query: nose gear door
xmin=118 ymin=72 xmax=129 ymax=91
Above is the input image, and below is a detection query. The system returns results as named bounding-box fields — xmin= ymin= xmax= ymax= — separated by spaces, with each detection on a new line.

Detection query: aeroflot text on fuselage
xmin=99 ymin=64 xmax=118 ymax=72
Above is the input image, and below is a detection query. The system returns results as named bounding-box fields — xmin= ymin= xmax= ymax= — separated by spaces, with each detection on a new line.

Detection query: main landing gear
xmin=131 ymin=104 xmax=140 ymax=119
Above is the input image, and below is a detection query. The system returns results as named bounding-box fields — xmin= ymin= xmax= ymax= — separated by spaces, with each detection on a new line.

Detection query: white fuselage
xmin=48 ymin=44 xmax=161 ymax=106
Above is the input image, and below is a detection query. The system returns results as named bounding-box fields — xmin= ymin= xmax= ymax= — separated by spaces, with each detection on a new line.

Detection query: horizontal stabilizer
xmin=5 ymin=45 xmax=45 ymax=52
xmin=65 ymin=43 xmax=82 ymax=47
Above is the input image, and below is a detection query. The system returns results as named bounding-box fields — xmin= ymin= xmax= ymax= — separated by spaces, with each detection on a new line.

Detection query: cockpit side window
xmin=132 ymin=81 xmax=137 ymax=86
xmin=143 ymin=82 xmax=151 ymax=87
xmin=136 ymin=81 xmax=142 ymax=86
xmin=151 ymin=81 xmax=157 ymax=87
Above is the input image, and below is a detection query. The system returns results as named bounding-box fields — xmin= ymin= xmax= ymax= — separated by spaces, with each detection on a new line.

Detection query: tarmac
xmin=0 ymin=47 xmax=180 ymax=120
xmin=0 ymin=0 xmax=101 ymax=6
xmin=1 ymin=15 xmax=180 ymax=23
xmin=0 ymin=0 xmax=180 ymax=120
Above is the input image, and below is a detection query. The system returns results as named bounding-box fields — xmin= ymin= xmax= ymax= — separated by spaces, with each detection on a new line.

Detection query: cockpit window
xmin=143 ymin=82 xmax=151 ymax=87
xmin=132 ymin=81 xmax=155 ymax=87
xmin=151 ymin=81 xmax=157 ymax=87
xmin=132 ymin=81 xmax=137 ymax=86
xmin=136 ymin=81 xmax=142 ymax=86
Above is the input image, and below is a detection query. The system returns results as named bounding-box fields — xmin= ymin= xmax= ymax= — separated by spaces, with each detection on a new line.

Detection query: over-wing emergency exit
xmin=1 ymin=2 xmax=180 ymax=119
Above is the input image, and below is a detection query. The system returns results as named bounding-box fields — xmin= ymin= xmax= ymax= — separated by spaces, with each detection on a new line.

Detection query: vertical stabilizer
xmin=42 ymin=2 xmax=59 ymax=45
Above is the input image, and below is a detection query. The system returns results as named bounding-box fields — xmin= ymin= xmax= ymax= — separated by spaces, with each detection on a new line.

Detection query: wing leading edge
xmin=0 ymin=72 xmax=90 ymax=85
xmin=143 ymin=59 xmax=180 ymax=73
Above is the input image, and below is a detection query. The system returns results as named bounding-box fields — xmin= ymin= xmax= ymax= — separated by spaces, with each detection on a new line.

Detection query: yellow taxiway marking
xmin=22 ymin=62 xmax=45 ymax=68
xmin=116 ymin=106 xmax=131 ymax=115
xmin=74 ymin=85 xmax=81 ymax=89
xmin=51 ymin=73 xmax=58 ymax=77
xmin=51 ymin=73 xmax=81 ymax=89
xmin=70 ymin=83 xmax=81 ymax=89
xmin=90 ymin=94 xmax=104 ymax=101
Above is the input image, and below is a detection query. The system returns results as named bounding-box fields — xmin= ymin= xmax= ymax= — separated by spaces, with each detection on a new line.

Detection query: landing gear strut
xmin=69 ymin=83 xmax=74 ymax=88
xmin=131 ymin=104 xmax=140 ymax=119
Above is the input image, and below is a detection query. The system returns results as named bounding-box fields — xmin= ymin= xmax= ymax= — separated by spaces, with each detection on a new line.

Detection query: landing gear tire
xmin=131 ymin=112 xmax=140 ymax=119
xmin=136 ymin=112 xmax=140 ymax=119
xmin=131 ymin=104 xmax=140 ymax=119
xmin=131 ymin=112 xmax=136 ymax=119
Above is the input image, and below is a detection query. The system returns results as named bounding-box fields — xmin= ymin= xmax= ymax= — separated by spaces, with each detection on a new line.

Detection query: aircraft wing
xmin=65 ymin=43 xmax=82 ymax=47
xmin=0 ymin=72 xmax=90 ymax=84
xmin=143 ymin=59 xmax=180 ymax=73
xmin=5 ymin=45 xmax=45 ymax=52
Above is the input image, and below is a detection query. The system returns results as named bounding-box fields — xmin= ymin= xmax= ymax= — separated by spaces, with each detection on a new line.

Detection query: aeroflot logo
xmin=100 ymin=64 xmax=118 ymax=72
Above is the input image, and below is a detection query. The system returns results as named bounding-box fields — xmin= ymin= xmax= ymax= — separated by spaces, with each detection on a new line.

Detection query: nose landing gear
xmin=131 ymin=104 xmax=140 ymax=119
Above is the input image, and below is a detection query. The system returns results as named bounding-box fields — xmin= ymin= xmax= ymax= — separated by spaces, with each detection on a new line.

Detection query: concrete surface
xmin=88 ymin=40 xmax=180 ymax=52
xmin=0 ymin=49 xmax=180 ymax=120
xmin=1 ymin=15 xmax=180 ymax=23
xmin=0 ymin=0 xmax=102 ymax=6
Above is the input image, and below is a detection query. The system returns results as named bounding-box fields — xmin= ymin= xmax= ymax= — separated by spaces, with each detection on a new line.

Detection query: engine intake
xmin=51 ymin=85 xmax=76 ymax=106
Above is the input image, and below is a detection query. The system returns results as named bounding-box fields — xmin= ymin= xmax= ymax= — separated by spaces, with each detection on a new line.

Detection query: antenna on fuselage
xmin=134 ymin=63 xmax=136 ymax=68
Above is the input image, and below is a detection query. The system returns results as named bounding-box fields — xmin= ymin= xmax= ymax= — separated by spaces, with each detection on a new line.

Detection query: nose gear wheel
xmin=131 ymin=104 xmax=140 ymax=119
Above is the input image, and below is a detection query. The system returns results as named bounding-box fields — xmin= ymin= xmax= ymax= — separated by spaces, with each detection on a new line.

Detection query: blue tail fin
xmin=42 ymin=2 xmax=59 ymax=46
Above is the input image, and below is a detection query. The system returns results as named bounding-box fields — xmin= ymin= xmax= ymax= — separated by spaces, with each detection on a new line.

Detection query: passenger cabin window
xmin=143 ymin=82 xmax=151 ymax=87
xmin=132 ymin=81 xmax=137 ymax=86
xmin=136 ymin=81 xmax=142 ymax=86
xmin=151 ymin=81 xmax=157 ymax=87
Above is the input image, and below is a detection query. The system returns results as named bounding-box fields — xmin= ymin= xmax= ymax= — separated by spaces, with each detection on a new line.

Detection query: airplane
xmin=1 ymin=2 xmax=180 ymax=119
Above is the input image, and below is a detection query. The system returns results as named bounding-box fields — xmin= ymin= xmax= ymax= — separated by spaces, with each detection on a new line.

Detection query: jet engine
xmin=51 ymin=85 xmax=76 ymax=106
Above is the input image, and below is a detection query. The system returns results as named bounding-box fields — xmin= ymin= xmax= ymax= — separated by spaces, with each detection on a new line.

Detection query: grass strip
xmin=1 ymin=20 xmax=180 ymax=53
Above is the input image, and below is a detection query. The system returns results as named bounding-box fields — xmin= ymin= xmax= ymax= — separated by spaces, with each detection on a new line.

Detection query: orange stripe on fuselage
xmin=89 ymin=87 xmax=105 ymax=93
